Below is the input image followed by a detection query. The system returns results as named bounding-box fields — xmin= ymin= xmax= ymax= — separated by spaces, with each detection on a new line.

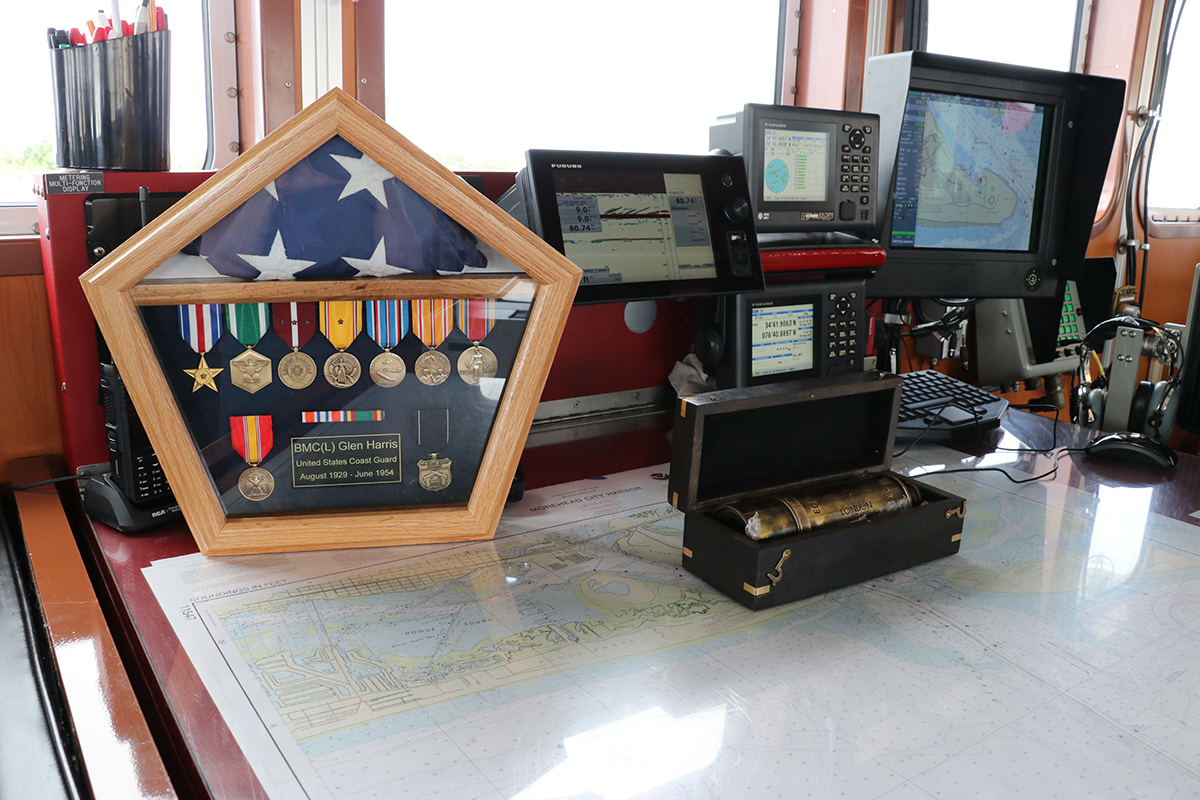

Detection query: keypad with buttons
xmin=821 ymin=289 xmax=864 ymax=374
xmin=837 ymin=124 xmax=873 ymax=202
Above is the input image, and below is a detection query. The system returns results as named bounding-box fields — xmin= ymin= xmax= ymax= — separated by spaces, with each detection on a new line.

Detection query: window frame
xmin=822 ymin=0 xmax=1156 ymax=239
xmin=3 ymin=0 xmax=237 ymax=237
xmin=1144 ymin=0 xmax=1200 ymax=239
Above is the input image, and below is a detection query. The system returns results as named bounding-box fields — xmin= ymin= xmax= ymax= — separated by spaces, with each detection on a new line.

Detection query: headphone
xmin=1076 ymin=316 xmax=1182 ymax=440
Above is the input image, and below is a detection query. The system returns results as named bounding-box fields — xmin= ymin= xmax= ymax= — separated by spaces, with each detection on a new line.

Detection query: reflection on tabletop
xmin=135 ymin=432 xmax=1200 ymax=799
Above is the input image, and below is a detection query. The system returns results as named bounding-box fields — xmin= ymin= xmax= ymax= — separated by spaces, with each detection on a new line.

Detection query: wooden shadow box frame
xmin=80 ymin=89 xmax=580 ymax=555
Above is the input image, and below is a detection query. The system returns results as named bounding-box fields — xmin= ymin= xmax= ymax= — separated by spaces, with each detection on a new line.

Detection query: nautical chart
xmin=146 ymin=451 xmax=1200 ymax=799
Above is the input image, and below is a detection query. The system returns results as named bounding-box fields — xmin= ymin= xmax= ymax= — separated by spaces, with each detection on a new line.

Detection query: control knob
xmin=723 ymin=197 xmax=751 ymax=222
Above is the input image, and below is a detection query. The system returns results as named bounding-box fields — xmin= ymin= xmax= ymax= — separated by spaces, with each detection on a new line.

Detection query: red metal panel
xmin=37 ymin=171 xmax=213 ymax=470
xmin=760 ymin=246 xmax=885 ymax=274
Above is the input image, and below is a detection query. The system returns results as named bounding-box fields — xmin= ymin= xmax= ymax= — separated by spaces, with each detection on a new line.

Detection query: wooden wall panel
xmin=0 ymin=275 xmax=64 ymax=483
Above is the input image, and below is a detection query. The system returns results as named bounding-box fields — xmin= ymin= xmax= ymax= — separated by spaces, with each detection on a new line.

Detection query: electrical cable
xmin=0 ymin=475 xmax=84 ymax=492
xmin=898 ymin=402 xmax=1086 ymax=485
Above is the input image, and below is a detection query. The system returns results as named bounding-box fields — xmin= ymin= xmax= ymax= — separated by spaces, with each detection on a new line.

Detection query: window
xmin=924 ymin=0 xmax=1079 ymax=71
xmin=1147 ymin=1 xmax=1200 ymax=213
xmin=383 ymin=0 xmax=780 ymax=170
xmin=3 ymin=2 xmax=218 ymax=234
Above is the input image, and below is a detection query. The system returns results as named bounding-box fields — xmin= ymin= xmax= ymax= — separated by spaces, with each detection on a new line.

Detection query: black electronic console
xmin=499 ymin=149 xmax=764 ymax=304
xmin=708 ymin=278 xmax=867 ymax=389
xmin=99 ymin=362 xmax=174 ymax=509
xmin=861 ymin=51 xmax=1125 ymax=299
xmin=709 ymin=104 xmax=880 ymax=245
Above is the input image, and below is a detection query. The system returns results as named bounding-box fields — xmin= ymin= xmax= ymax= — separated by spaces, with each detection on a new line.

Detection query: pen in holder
xmin=50 ymin=30 xmax=170 ymax=171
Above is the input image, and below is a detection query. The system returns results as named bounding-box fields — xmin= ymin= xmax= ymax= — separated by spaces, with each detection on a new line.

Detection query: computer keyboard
xmin=896 ymin=370 xmax=1009 ymax=441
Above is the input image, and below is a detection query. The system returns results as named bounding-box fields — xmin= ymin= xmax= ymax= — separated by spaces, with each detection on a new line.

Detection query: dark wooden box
xmin=669 ymin=372 xmax=965 ymax=610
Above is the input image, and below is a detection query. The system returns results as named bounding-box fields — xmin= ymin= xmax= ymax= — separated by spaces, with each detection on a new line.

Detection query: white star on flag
xmin=435 ymin=263 xmax=493 ymax=275
xmin=343 ymin=237 xmax=414 ymax=277
xmin=238 ymin=230 xmax=317 ymax=280
xmin=331 ymin=152 xmax=393 ymax=208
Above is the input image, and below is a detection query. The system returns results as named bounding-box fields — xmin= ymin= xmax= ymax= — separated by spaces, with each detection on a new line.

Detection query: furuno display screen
xmin=709 ymin=104 xmax=880 ymax=237
xmin=501 ymin=150 xmax=764 ymax=304
xmin=750 ymin=301 xmax=815 ymax=377
xmin=710 ymin=278 xmax=867 ymax=389
xmin=862 ymin=51 xmax=1125 ymax=300
xmin=555 ymin=171 xmax=718 ymax=286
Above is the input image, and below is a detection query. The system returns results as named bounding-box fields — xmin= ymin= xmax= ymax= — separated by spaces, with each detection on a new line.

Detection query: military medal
xmin=416 ymin=408 xmax=451 ymax=491
xmin=230 ymin=415 xmax=275 ymax=501
xmin=319 ymin=301 xmax=363 ymax=388
xmin=412 ymin=299 xmax=453 ymax=386
xmin=455 ymin=298 xmax=499 ymax=386
xmin=273 ymin=302 xmax=318 ymax=389
xmin=365 ymin=300 xmax=407 ymax=388
xmin=417 ymin=453 xmax=452 ymax=492
xmin=225 ymin=303 xmax=272 ymax=393
xmin=179 ymin=304 xmax=224 ymax=392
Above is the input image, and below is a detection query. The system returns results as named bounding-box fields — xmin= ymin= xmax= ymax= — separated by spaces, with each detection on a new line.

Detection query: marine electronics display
xmin=710 ymin=278 xmax=867 ymax=389
xmin=500 ymin=150 xmax=764 ymax=304
xmin=709 ymin=104 xmax=880 ymax=239
xmin=861 ymin=51 xmax=1125 ymax=299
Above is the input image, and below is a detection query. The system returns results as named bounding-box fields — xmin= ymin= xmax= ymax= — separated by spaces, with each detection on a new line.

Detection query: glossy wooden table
xmin=21 ymin=410 xmax=1200 ymax=800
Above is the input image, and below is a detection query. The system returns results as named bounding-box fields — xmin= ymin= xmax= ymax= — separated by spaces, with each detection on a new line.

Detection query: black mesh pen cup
xmin=49 ymin=30 xmax=170 ymax=171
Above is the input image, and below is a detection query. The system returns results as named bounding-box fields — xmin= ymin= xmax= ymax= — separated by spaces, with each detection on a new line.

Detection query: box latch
xmin=743 ymin=548 xmax=791 ymax=597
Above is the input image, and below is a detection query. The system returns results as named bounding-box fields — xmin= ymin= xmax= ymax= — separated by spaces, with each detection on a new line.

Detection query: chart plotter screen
xmin=553 ymin=171 xmax=718 ymax=287
xmin=889 ymin=89 xmax=1050 ymax=252
xmin=761 ymin=128 xmax=829 ymax=204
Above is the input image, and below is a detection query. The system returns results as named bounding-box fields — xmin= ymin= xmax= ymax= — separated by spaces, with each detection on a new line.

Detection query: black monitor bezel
xmin=722 ymin=104 xmax=879 ymax=236
xmin=864 ymin=53 xmax=1092 ymax=300
xmin=518 ymin=149 xmax=765 ymax=304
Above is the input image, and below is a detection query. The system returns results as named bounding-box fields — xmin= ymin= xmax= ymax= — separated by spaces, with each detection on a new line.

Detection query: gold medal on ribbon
xmin=413 ymin=299 xmax=453 ymax=386
xmin=320 ymin=301 xmax=363 ymax=388
xmin=370 ymin=352 xmax=407 ymax=387
xmin=454 ymin=299 xmax=499 ymax=386
xmin=231 ymin=415 xmax=275 ymax=501
xmin=365 ymin=300 xmax=407 ymax=388
xmin=226 ymin=304 xmax=273 ymax=394
xmin=456 ymin=346 xmax=498 ymax=386
xmin=274 ymin=303 xmax=318 ymax=390
xmin=280 ymin=351 xmax=318 ymax=389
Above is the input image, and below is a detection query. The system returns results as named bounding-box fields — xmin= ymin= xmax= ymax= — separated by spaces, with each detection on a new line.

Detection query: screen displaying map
xmin=890 ymin=90 xmax=1050 ymax=251
xmin=761 ymin=127 xmax=827 ymax=203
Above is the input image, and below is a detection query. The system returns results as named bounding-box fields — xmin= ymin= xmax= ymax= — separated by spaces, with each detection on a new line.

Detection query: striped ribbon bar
xmin=319 ymin=301 xmax=363 ymax=350
xmin=455 ymin=298 xmax=496 ymax=342
xmin=365 ymin=300 xmax=409 ymax=350
xmin=301 ymin=410 xmax=387 ymax=423
xmin=230 ymin=415 xmax=273 ymax=465
xmin=412 ymin=299 xmax=453 ymax=347
xmin=178 ymin=304 xmax=224 ymax=353
xmin=225 ymin=303 xmax=270 ymax=347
